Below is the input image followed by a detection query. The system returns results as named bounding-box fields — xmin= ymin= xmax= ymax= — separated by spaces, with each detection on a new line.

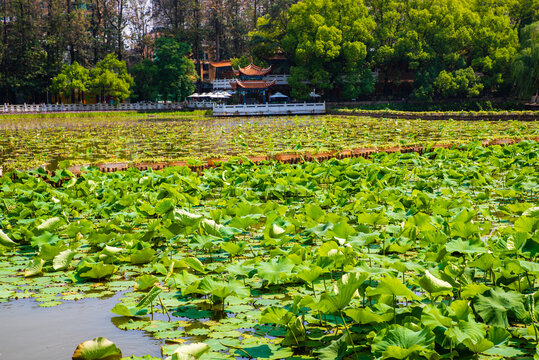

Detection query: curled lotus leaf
xmin=72 ymin=337 xmax=122 ymax=360
xmin=0 ymin=229 xmax=17 ymax=247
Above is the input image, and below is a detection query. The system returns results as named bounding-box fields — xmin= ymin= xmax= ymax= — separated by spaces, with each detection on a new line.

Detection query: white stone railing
xmin=265 ymin=74 xmax=290 ymax=85
xmin=212 ymin=79 xmax=234 ymax=90
xmin=213 ymin=102 xmax=326 ymax=116
xmin=0 ymin=102 xmax=184 ymax=113
xmin=186 ymin=101 xmax=217 ymax=109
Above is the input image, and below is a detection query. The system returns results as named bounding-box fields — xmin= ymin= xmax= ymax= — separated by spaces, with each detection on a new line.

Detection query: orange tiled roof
xmin=210 ymin=60 xmax=232 ymax=68
xmin=233 ymin=63 xmax=272 ymax=77
xmin=230 ymin=80 xmax=276 ymax=89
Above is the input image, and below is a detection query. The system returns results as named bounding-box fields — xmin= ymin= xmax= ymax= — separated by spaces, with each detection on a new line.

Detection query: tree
xmin=433 ymin=67 xmax=484 ymax=98
xmin=130 ymin=58 xmax=158 ymax=101
xmin=89 ymin=53 xmax=133 ymax=102
xmin=280 ymin=0 xmax=375 ymax=100
xmin=154 ymin=37 xmax=197 ymax=102
xmin=50 ymin=62 xmax=90 ymax=103
xmin=511 ymin=21 xmax=539 ymax=98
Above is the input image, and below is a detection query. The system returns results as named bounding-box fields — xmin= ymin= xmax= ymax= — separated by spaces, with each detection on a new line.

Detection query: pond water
xmin=3 ymin=114 xmax=536 ymax=172
xmin=0 ymin=293 xmax=163 ymax=360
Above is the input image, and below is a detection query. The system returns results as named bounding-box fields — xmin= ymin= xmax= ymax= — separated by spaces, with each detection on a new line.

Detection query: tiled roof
xmin=230 ymin=80 xmax=276 ymax=89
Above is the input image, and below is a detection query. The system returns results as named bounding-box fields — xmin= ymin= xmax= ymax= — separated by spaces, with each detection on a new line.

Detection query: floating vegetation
xmin=0 ymin=113 xmax=538 ymax=171
xmin=0 ymin=140 xmax=538 ymax=359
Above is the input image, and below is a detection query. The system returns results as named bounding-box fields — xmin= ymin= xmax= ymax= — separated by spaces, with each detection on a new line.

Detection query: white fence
xmin=0 ymin=102 xmax=184 ymax=113
xmin=186 ymin=101 xmax=217 ymax=109
xmin=212 ymin=75 xmax=290 ymax=90
xmin=213 ymin=102 xmax=326 ymax=116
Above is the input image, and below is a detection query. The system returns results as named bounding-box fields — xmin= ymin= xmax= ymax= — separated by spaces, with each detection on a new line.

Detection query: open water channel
xmin=0 ymin=292 xmax=163 ymax=359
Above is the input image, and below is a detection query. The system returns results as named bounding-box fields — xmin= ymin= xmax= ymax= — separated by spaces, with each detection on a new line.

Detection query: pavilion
xmin=230 ymin=60 xmax=276 ymax=104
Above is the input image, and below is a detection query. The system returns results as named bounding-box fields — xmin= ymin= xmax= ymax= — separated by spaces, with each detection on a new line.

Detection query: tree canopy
xmin=511 ymin=21 xmax=539 ymax=98
xmin=89 ymin=54 xmax=134 ymax=103
xmin=281 ymin=0 xmax=375 ymax=100
xmin=154 ymin=38 xmax=197 ymax=102
xmin=50 ymin=62 xmax=90 ymax=103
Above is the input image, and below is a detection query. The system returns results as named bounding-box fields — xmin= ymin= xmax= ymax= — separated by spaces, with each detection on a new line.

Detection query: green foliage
xmin=50 ymin=62 xmax=90 ymax=102
xmin=130 ymin=59 xmax=158 ymax=102
xmin=281 ymin=0 xmax=375 ymax=99
xmin=1 ymin=139 xmax=539 ymax=359
xmin=154 ymin=38 xmax=197 ymax=102
xmin=512 ymin=21 xmax=539 ymax=98
xmin=89 ymin=54 xmax=134 ymax=103
xmin=433 ymin=68 xmax=484 ymax=98
xmin=72 ymin=337 xmax=122 ymax=360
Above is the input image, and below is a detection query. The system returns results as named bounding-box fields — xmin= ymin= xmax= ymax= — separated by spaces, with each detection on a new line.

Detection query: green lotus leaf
xmin=182 ymin=257 xmax=205 ymax=273
xmin=372 ymin=325 xmax=435 ymax=359
xmin=155 ymin=199 xmax=174 ymax=215
xmin=488 ymin=326 xmax=510 ymax=346
xmin=317 ymin=272 xmax=368 ymax=313
xmin=366 ymin=276 xmax=419 ymax=301
xmin=200 ymin=219 xmax=223 ymax=237
xmin=110 ymin=303 xmax=148 ymax=317
xmin=463 ymin=338 xmax=494 ymax=354
xmin=473 ymin=287 xmax=528 ymax=327
xmin=36 ymin=216 xmax=64 ymax=232
xmin=72 ymin=337 xmax=122 ymax=360
xmin=130 ymin=248 xmax=156 ymax=264
xmin=198 ymin=277 xmax=248 ymax=301
xmin=282 ymin=316 xmax=306 ymax=346
xmin=30 ymin=231 xmax=60 ymax=247
xmin=329 ymin=221 xmax=357 ymax=241
xmin=357 ymin=212 xmax=388 ymax=226
xmin=469 ymin=253 xmax=500 ymax=271
xmin=136 ymin=286 xmax=162 ymax=308
xmin=260 ymin=306 xmax=295 ymax=325
xmin=256 ymin=258 xmax=295 ymax=284
xmin=418 ymin=270 xmax=453 ymax=296
xmin=221 ymin=242 xmax=244 ymax=257
xmin=174 ymin=209 xmax=203 ymax=228
xmin=25 ymin=258 xmax=45 ymax=277
xmin=305 ymin=203 xmax=325 ymax=221
xmin=38 ymin=242 xmax=67 ymax=261
xmin=515 ymin=215 xmax=538 ymax=233
xmin=0 ymin=229 xmax=17 ymax=247
xmin=345 ymin=306 xmax=393 ymax=324
xmin=80 ymin=262 xmax=117 ymax=279
xmin=522 ymin=207 xmax=539 ymax=218
xmin=295 ymin=264 xmax=324 ymax=284
xmin=316 ymin=334 xmax=347 ymax=360
xmin=461 ymin=283 xmax=489 ymax=299
xmin=52 ymin=249 xmax=76 ymax=271
xmin=172 ymin=271 xmax=200 ymax=296
xmin=450 ymin=221 xmax=480 ymax=239
xmin=166 ymin=342 xmax=210 ymax=360
xmin=134 ymin=274 xmax=159 ymax=291
xmin=445 ymin=238 xmax=486 ymax=254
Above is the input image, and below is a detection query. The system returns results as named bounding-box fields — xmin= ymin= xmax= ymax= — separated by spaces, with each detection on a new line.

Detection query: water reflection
xmin=0 ymin=293 xmax=163 ymax=359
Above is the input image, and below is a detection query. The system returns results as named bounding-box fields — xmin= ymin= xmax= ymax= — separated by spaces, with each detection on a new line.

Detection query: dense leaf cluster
xmin=252 ymin=0 xmax=539 ymax=100
xmin=0 ymin=140 xmax=538 ymax=358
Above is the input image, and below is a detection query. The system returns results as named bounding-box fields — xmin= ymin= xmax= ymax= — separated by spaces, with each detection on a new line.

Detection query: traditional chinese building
xmin=230 ymin=60 xmax=276 ymax=104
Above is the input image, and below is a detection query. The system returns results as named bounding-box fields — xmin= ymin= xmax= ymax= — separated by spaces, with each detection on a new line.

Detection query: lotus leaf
xmin=0 ymin=229 xmax=17 ymax=247
xmin=473 ymin=287 xmax=528 ymax=327
xmin=372 ymin=325 xmax=435 ymax=359
xmin=72 ymin=337 xmax=122 ymax=360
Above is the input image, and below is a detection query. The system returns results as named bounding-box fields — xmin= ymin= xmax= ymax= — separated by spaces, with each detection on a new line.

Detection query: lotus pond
xmin=1 ymin=113 xmax=538 ymax=171
xmin=0 ymin=139 xmax=538 ymax=359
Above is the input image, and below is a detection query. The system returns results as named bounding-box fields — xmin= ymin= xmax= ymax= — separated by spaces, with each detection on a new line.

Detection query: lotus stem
xmin=339 ymin=311 xmax=359 ymax=360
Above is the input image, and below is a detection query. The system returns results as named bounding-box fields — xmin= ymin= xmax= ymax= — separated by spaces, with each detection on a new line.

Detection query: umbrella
xmin=188 ymin=93 xmax=200 ymax=98
xmin=269 ymin=92 xmax=289 ymax=99
xmin=309 ymin=91 xmax=321 ymax=98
